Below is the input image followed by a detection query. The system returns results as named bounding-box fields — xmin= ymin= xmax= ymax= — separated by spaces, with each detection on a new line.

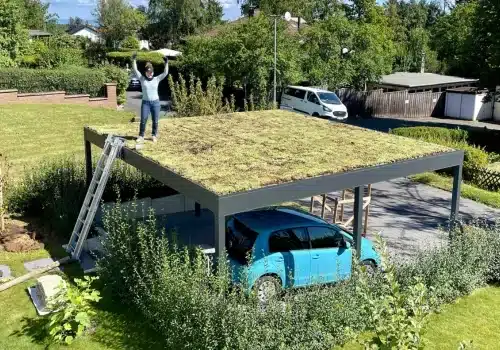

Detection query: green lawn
xmin=341 ymin=287 xmax=500 ymax=349
xmin=412 ymin=172 xmax=500 ymax=209
xmin=0 ymin=104 xmax=133 ymax=175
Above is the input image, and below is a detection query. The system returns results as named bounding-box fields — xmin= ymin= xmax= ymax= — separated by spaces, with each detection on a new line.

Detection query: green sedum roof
xmin=91 ymin=110 xmax=452 ymax=195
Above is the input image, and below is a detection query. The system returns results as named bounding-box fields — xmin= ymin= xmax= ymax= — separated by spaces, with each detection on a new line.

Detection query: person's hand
xmin=163 ymin=56 xmax=169 ymax=64
xmin=132 ymin=52 xmax=137 ymax=60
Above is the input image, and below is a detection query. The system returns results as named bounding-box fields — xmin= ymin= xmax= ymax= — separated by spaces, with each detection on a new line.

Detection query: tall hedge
xmin=0 ymin=66 xmax=128 ymax=103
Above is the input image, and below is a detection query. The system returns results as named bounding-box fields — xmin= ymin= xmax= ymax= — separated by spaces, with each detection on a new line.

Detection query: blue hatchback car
xmin=226 ymin=207 xmax=380 ymax=302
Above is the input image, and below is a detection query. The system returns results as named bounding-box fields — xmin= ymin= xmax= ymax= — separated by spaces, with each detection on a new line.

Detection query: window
xmin=283 ymin=87 xmax=295 ymax=97
xmin=307 ymin=93 xmax=320 ymax=104
xmin=226 ymin=217 xmax=259 ymax=264
xmin=308 ymin=226 xmax=344 ymax=249
xmin=317 ymin=92 xmax=341 ymax=105
xmin=269 ymin=228 xmax=309 ymax=253
xmin=294 ymin=89 xmax=306 ymax=99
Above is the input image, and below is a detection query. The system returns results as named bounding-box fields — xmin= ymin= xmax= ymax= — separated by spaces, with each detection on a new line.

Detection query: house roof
xmin=28 ymin=30 xmax=52 ymax=37
xmin=378 ymin=72 xmax=478 ymax=88
xmin=90 ymin=110 xmax=451 ymax=195
xmin=67 ymin=25 xmax=99 ymax=35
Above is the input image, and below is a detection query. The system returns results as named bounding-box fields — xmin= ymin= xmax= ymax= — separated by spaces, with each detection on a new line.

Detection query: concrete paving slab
xmin=0 ymin=265 xmax=11 ymax=278
xmin=23 ymin=258 xmax=62 ymax=272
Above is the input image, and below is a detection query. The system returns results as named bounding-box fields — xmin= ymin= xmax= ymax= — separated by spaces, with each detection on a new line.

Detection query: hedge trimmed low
xmin=0 ymin=66 xmax=128 ymax=103
xmin=107 ymin=51 xmax=166 ymax=65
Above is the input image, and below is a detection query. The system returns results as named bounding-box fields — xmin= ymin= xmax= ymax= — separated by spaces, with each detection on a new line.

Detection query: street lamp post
xmin=272 ymin=11 xmax=292 ymax=107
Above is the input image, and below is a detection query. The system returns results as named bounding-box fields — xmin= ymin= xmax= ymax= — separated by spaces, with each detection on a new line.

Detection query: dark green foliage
xmin=107 ymin=50 xmax=172 ymax=66
xmin=0 ymin=66 xmax=128 ymax=101
xmin=6 ymin=158 xmax=171 ymax=240
xmin=120 ymin=36 xmax=140 ymax=50
xmin=390 ymin=126 xmax=489 ymax=181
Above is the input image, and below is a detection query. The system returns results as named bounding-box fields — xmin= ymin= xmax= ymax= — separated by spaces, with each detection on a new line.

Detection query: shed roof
xmin=90 ymin=110 xmax=451 ymax=195
xmin=378 ymin=72 xmax=478 ymax=88
xmin=28 ymin=30 xmax=52 ymax=37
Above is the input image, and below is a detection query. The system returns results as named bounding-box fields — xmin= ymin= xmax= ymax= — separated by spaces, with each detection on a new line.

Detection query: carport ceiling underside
xmin=88 ymin=110 xmax=457 ymax=197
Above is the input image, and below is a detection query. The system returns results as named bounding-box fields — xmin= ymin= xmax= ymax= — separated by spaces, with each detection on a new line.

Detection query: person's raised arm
xmin=158 ymin=56 xmax=169 ymax=81
xmin=131 ymin=52 xmax=142 ymax=78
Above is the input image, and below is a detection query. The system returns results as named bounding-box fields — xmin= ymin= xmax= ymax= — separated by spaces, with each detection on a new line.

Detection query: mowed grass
xmin=412 ymin=172 xmax=500 ymax=208
xmin=93 ymin=110 xmax=451 ymax=194
xmin=0 ymin=104 xmax=133 ymax=175
xmin=340 ymin=287 xmax=500 ymax=349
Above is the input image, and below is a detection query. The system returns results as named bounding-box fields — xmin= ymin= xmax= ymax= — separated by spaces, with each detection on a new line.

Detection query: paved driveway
xmin=298 ymin=178 xmax=500 ymax=258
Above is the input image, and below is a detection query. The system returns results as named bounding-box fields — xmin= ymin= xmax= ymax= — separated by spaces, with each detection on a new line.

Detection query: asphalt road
xmin=298 ymin=178 xmax=500 ymax=258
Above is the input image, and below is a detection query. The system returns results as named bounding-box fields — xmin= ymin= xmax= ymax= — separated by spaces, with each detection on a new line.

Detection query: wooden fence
xmin=470 ymin=167 xmax=500 ymax=192
xmin=337 ymin=89 xmax=446 ymax=119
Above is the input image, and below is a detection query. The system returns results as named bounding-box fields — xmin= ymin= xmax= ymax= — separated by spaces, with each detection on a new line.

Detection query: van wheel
xmin=312 ymin=112 xmax=319 ymax=117
xmin=254 ymin=276 xmax=281 ymax=303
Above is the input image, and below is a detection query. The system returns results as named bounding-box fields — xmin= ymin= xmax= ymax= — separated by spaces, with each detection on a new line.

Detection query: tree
xmin=0 ymin=0 xmax=29 ymax=67
xmin=94 ymin=0 xmax=146 ymax=48
xmin=301 ymin=9 xmax=394 ymax=90
xmin=147 ymin=0 xmax=223 ymax=46
xmin=68 ymin=17 xmax=89 ymax=32
xmin=19 ymin=0 xmax=57 ymax=30
xmin=472 ymin=0 xmax=500 ymax=87
xmin=432 ymin=1 xmax=477 ymax=77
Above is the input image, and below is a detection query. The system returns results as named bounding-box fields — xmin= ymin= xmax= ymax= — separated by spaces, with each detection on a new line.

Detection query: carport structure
xmin=84 ymin=110 xmax=464 ymax=257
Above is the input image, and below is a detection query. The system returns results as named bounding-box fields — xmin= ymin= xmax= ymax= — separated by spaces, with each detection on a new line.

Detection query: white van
xmin=280 ymin=86 xmax=348 ymax=120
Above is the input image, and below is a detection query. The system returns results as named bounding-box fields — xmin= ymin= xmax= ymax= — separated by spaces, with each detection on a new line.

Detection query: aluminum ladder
xmin=66 ymin=135 xmax=124 ymax=260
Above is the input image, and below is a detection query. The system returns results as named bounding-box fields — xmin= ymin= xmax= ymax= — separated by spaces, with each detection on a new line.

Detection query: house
xmin=373 ymin=72 xmax=478 ymax=93
xmin=68 ymin=25 xmax=102 ymax=43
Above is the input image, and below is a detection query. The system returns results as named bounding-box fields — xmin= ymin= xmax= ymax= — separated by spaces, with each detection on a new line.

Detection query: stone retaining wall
xmin=0 ymin=83 xmax=117 ymax=109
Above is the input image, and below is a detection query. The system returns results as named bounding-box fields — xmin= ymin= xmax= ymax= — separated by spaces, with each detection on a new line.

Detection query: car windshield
xmin=226 ymin=217 xmax=258 ymax=265
xmin=317 ymin=92 xmax=341 ymax=105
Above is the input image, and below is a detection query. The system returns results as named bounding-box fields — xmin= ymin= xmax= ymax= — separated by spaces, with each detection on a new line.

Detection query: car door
xmin=306 ymin=92 xmax=323 ymax=116
xmin=307 ymin=226 xmax=352 ymax=284
xmin=268 ymin=228 xmax=310 ymax=288
xmin=292 ymin=89 xmax=308 ymax=114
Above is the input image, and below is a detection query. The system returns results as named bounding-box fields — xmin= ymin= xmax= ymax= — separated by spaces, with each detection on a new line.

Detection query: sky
xmin=42 ymin=0 xmax=241 ymax=22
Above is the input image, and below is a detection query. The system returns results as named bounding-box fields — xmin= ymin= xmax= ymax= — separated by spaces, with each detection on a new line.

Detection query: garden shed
xmin=445 ymin=87 xmax=493 ymax=121
xmin=84 ymin=110 xmax=464 ymax=258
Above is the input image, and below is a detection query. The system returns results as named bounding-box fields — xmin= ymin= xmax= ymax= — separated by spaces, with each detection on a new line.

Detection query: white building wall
xmin=73 ymin=28 xmax=101 ymax=43
xmin=494 ymin=102 xmax=500 ymax=121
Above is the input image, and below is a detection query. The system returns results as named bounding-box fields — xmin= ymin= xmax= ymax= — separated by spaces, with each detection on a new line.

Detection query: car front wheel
xmin=361 ymin=260 xmax=377 ymax=275
xmin=254 ymin=275 xmax=281 ymax=303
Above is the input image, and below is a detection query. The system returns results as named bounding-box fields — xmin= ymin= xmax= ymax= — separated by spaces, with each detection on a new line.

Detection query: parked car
xmin=128 ymin=72 xmax=141 ymax=91
xmin=226 ymin=207 xmax=380 ymax=302
xmin=280 ymin=86 xmax=348 ymax=120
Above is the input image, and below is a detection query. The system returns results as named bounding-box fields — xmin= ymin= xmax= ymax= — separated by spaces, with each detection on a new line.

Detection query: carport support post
xmin=450 ymin=164 xmax=462 ymax=235
xmin=85 ymin=139 xmax=92 ymax=188
xmin=214 ymin=212 xmax=225 ymax=259
xmin=352 ymin=186 xmax=363 ymax=258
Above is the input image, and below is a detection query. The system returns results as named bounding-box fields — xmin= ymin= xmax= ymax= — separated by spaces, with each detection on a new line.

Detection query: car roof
xmin=286 ymin=85 xmax=333 ymax=94
xmin=232 ymin=207 xmax=328 ymax=234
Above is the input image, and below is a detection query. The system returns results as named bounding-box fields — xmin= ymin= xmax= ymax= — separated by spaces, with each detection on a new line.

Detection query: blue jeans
xmin=140 ymin=100 xmax=161 ymax=137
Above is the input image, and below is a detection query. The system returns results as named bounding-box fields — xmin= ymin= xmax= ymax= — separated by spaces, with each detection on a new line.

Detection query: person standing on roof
xmin=131 ymin=52 xmax=169 ymax=143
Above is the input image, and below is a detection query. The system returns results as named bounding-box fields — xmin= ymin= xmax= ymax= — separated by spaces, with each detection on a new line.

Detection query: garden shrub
xmin=107 ymin=50 xmax=165 ymax=65
xmin=169 ymin=74 xmax=235 ymax=117
xmin=0 ymin=66 xmax=128 ymax=102
xmin=390 ymin=126 xmax=489 ymax=182
xmin=6 ymin=158 xmax=171 ymax=239
xmin=121 ymin=36 xmax=140 ymax=50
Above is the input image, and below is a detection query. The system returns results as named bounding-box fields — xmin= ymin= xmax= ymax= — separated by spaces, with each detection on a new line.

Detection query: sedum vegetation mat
xmin=92 ymin=110 xmax=452 ymax=195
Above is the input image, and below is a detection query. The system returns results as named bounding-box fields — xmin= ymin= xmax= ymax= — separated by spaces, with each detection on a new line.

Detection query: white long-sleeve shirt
xmin=132 ymin=60 xmax=169 ymax=101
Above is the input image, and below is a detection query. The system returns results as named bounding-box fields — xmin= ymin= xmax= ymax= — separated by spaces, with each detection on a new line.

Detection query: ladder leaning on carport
xmin=65 ymin=135 xmax=124 ymax=260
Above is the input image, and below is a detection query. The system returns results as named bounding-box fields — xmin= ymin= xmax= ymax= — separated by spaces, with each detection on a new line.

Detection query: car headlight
xmin=323 ymin=105 xmax=332 ymax=112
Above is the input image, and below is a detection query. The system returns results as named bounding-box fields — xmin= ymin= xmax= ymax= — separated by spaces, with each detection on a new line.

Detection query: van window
xmin=317 ymin=92 xmax=341 ymax=105
xmin=307 ymin=93 xmax=320 ymax=104
xmin=294 ymin=89 xmax=306 ymax=99
xmin=283 ymin=87 xmax=295 ymax=96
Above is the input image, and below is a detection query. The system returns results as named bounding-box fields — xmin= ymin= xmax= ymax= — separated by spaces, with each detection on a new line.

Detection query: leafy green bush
xmin=100 ymin=64 xmax=129 ymax=105
xmin=6 ymin=158 xmax=170 ymax=239
xmin=357 ymin=235 xmax=435 ymax=349
xmin=121 ymin=36 xmax=140 ymax=50
xmin=0 ymin=66 xmax=128 ymax=100
xmin=390 ymin=126 xmax=489 ymax=182
xmin=48 ymin=276 xmax=101 ymax=345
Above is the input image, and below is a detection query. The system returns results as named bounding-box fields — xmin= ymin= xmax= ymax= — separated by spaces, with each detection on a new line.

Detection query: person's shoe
xmin=152 ymin=136 xmax=158 ymax=143
xmin=136 ymin=136 xmax=144 ymax=143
